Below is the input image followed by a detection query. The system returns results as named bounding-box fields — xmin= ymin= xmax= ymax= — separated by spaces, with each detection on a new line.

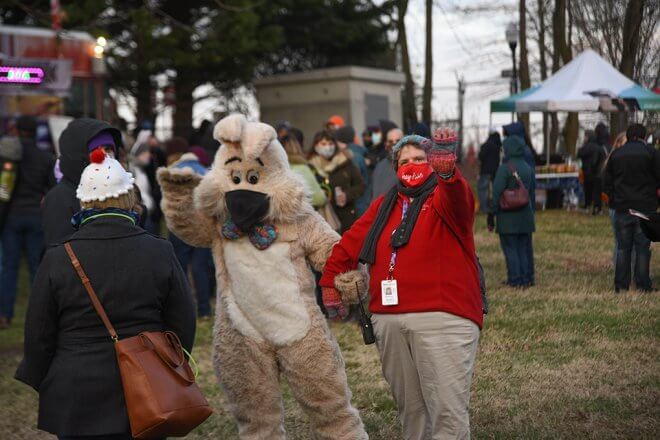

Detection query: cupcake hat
xmin=77 ymin=149 xmax=135 ymax=202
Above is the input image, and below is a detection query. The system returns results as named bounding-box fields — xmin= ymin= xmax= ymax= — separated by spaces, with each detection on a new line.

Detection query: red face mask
xmin=397 ymin=162 xmax=434 ymax=188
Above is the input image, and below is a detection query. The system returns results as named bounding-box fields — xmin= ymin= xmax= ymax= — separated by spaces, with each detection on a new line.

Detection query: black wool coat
xmin=603 ymin=140 xmax=660 ymax=213
xmin=15 ymin=216 xmax=196 ymax=437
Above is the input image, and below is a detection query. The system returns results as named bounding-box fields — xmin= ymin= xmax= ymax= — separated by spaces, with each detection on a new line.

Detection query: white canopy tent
xmin=489 ymin=49 xmax=660 ymax=165
xmin=516 ymin=49 xmax=659 ymax=112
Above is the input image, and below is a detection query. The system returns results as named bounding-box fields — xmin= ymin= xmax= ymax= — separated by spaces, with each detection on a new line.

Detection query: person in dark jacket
xmin=489 ymin=135 xmax=536 ymax=288
xmin=0 ymin=116 xmax=55 ymax=329
xmin=577 ymin=129 xmax=599 ymax=211
xmin=309 ymin=130 xmax=365 ymax=233
xmin=42 ymin=118 xmax=122 ymax=246
xmin=335 ymin=125 xmax=370 ymax=215
xmin=578 ymin=123 xmax=611 ymax=214
xmin=591 ymin=122 xmax=611 ymax=214
xmin=15 ymin=153 xmax=196 ymax=439
xmin=365 ymin=119 xmax=397 ymax=170
xmin=603 ymin=123 xmax=660 ymax=292
xmin=477 ymin=129 xmax=502 ymax=213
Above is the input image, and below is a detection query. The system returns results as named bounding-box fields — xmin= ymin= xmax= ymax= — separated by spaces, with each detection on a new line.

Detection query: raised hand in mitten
xmin=429 ymin=128 xmax=458 ymax=179
xmin=322 ymin=287 xmax=348 ymax=321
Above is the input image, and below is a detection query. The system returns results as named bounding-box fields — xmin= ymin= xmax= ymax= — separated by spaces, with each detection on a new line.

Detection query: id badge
xmin=381 ymin=280 xmax=399 ymax=306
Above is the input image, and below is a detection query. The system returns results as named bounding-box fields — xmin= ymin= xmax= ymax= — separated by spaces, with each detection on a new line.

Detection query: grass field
xmin=1 ymin=210 xmax=658 ymax=439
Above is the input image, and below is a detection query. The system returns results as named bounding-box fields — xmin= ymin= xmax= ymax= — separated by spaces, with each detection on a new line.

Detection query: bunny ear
xmin=239 ymin=122 xmax=277 ymax=161
xmin=214 ymin=114 xmax=247 ymax=142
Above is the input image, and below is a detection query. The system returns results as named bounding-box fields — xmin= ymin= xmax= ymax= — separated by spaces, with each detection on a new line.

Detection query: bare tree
xmin=518 ymin=0 xmax=531 ymax=136
xmin=616 ymin=0 xmax=646 ymax=131
xmin=550 ymin=0 xmax=579 ymax=156
xmin=422 ymin=0 xmax=433 ymax=125
xmin=398 ymin=0 xmax=418 ymax=129
xmin=537 ymin=0 xmax=550 ymax=154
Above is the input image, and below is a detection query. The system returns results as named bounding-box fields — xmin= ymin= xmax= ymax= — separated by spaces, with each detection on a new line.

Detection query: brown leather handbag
xmin=65 ymin=243 xmax=213 ymax=439
xmin=499 ymin=164 xmax=530 ymax=211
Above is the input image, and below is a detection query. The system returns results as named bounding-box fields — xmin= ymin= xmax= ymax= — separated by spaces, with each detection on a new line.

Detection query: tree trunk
xmin=564 ymin=0 xmax=577 ymax=157
xmin=552 ymin=0 xmax=577 ymax=157
xmin=135 ymin=71 xmax=154 ymax=126
xmin=422 ymin=0 xmax=433 ymax=125
xmin=550 ymin=0 xmax=562 ymax=154
xmin=173 ymin=74 xmax=195 ymax=140
xmin=538 ymin=0 xmax=549 ymax=158
xmin=536 ymin=0 xmax=548 ymax=157
xmin=564 ymin=113 xmax=579 ymax=156
xmin=398 ymin=0 xmax=417 ymax=130
xmin=616 ymin=0 xmax=645 ymax=133
xmin=518 ymin=0 xmax=531 ymax=136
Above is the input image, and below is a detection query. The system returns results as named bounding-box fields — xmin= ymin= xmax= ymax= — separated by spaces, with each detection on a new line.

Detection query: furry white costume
xmin=158 ymin=114 xmax=367 ymax=440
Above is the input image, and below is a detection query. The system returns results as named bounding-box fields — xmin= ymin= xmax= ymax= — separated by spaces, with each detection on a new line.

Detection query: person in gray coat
xmin=371 ymin=128 xmax=403 ymax=201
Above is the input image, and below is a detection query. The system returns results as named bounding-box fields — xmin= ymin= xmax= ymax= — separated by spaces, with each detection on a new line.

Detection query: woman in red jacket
xmin=321 ymin=129 xmax=483 ymax=440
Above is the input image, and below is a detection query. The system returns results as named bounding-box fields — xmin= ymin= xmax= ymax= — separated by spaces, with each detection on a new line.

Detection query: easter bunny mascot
xmin=157 ymin=114 xmax=368 ymax=440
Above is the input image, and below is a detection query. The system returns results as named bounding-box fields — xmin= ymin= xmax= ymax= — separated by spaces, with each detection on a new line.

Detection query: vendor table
xmin=535 ymin=172 xmax=583 ymax=210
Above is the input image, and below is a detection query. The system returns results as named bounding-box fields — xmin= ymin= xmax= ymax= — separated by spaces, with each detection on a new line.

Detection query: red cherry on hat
xmin=90 ymin=148 xmax=106 ymax=164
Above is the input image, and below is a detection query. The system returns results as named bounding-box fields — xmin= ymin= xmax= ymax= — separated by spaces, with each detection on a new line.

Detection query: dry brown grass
xmin=0 ymin=210 xmax=658 ymax=439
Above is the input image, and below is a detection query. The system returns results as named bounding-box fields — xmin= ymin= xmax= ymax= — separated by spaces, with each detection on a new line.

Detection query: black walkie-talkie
xmin=356 ymin=282 xmax=375 ymax=345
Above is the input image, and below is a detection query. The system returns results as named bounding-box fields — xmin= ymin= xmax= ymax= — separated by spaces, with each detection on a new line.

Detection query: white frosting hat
xmin=77 ymin=149 xmax=135 ymax=202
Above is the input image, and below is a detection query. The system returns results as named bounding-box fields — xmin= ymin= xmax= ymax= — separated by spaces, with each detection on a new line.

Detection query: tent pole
xmin=546 ymin=112 xmax=551 ymax=166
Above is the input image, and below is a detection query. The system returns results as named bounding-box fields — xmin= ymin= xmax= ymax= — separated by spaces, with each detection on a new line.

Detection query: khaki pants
xmin=372 ymin=312 xmax=480 ymax=440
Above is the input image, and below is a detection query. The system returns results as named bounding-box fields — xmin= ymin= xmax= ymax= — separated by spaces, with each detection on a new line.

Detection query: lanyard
xmin=387 ymin=198 xmax=409 ymax=280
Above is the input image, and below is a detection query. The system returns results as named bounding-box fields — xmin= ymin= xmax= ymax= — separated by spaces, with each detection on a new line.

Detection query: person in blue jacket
xmin=168 ymin=149 xmax=214 ymax=318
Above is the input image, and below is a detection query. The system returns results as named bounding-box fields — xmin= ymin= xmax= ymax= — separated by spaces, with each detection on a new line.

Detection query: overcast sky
xmin=404 ymin=0 xmax=523 ymax=144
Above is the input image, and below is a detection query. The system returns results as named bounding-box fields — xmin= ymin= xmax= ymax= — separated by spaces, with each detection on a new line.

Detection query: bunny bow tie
xmin=221 ymin=219 xmax=277 ymax=250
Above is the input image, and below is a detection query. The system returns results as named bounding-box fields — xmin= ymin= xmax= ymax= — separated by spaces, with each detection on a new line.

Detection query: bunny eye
xmin=230 ymin=170 xmax=241 ymax=184
xmin=247 ymin=170 xmax=260 ymax=185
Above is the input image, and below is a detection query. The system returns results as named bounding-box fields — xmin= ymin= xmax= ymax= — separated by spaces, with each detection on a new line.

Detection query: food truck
xmin=0 ymin=24 xmax=108 ymax=151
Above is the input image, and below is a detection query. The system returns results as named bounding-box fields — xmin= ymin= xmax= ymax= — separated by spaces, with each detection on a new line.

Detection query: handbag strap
xmin=64 ymin=242 xmax=119 ymax=343
xmin=507 ymin=163 xmax=524 ymax=186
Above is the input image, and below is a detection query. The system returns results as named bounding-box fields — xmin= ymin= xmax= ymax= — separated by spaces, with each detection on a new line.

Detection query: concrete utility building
xmin=255 ymin=66 xmax=404 ymax=148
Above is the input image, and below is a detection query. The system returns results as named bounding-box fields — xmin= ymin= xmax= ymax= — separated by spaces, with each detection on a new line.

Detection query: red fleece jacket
xmin=320 ymin=169 xmax=484 ymax=328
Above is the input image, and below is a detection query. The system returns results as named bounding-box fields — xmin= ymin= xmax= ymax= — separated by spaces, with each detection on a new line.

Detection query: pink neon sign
xmin=0 ymin=66 xmax=45 ymax=84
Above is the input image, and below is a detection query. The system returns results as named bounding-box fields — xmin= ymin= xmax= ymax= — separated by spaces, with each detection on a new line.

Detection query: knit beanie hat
xmin=391 ymin=134 xmax=432 ymax=157
xmin=77 ymin=149 xmax=135 ymax=202
xmin=87 ymin=130 xmax=117 ymax=153
xmin=334 ymin=125 xmax=356 ymax=144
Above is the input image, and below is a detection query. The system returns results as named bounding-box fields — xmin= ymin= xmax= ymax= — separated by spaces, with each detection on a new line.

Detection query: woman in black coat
xmin=16 ymin=152 xmax=196 ymax=439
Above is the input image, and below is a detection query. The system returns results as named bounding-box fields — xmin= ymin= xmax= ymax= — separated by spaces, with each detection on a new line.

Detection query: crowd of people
xmin=478 ymin=119 xmax=659 ymax=293
xmin=0 ymin=110 xmax=656 ymax=439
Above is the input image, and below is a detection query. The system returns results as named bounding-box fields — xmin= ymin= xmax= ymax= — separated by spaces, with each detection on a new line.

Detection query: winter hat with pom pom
xmin=77 ymin=149 xmax=135 ymax=202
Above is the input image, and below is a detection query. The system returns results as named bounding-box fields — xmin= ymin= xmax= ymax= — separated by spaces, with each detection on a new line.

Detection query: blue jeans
xmin=499 ymin=233 xmax=534 ymax=286
xmin=170 ymin=233 xmax=213 ymax=317
xmin=477 ymin=174 xmax=493 ymax=214
xmin=0 ymin=215 xmax=44 ymax=320
xmin=613 ymin=212 xmax=652 ymax=290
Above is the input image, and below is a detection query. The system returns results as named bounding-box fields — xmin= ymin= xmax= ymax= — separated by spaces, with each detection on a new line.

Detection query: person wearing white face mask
xmin=309 ymin=130 xmax=365 ymax=233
